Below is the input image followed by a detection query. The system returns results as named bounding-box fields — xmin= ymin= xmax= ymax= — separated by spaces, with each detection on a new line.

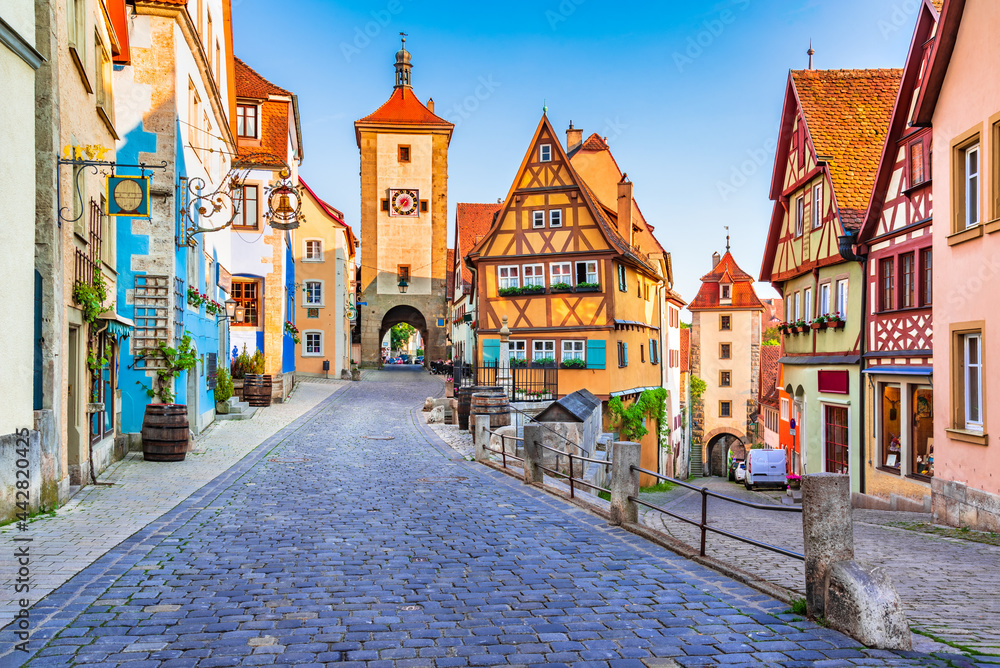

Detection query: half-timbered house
xmin=467 ymin=114 xmax=670 ymax=480
xmin=760 ymin=67 xmax=901 ymax=492
xmin=451 ymin=203 xmax=501 ymax=364
xmin=857 ymin=1 xmax=940 ymax=507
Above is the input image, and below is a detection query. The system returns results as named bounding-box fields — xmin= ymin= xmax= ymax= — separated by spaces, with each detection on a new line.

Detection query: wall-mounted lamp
xmin=398 ymin=277 xmax=409 ymax=294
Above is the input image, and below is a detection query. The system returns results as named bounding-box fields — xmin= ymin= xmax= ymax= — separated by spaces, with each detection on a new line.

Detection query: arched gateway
xmin=355 ymin=38 xmax=453 ymax=366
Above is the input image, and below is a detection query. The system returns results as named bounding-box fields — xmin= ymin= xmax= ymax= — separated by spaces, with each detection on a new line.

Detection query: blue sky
xmin=233 ymin=0 xmax=919 ymax=313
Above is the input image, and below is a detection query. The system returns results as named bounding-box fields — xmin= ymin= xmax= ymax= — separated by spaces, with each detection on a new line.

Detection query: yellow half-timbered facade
xmin=468 ymin=114 xmax=670 ymax=479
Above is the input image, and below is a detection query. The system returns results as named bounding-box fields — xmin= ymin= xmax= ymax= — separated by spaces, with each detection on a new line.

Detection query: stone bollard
xmin=609 ymin=441 xmax=641 ymax=526
xmin=522 ymin=424 xmax=544 ymax=484
xmin=474 ymin=415 xmax=490 ymax=463
xmin=802 ymin=473 xmax=854 ymax=616
xmin=449 ymin=399 xmax=459 ymax=425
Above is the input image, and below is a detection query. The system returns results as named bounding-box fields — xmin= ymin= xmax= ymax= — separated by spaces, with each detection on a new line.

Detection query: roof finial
xmin=725 ymin=225 xmax=730 ymax=252
xmin=807 ymin=39 xmax=815 ymax=70
xmin=400 ymin=31 xmax=407 ymax=47
xmin=394 ymin=32 xmax=412 ymax=88
xmin=543 ymin=99 xmax=548 ymax=115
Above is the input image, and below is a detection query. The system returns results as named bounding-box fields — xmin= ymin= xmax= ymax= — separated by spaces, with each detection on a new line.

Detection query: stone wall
xmin=747 ymin=310 xmax=761 ymax=441
xmin=933 ymin=477 xmax=1000 ymax=532
xmin=689 ymin=313 xmax=703 ymax=446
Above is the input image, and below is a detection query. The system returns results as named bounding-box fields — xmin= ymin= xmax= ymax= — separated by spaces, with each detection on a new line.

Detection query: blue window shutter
xmin=482 ymin=339 xmax=500 ymax=364
xmin=650 ymin=338 xmax=658 ymax=365
xmin=624 ymin=342 xmax=629 ymax=366
xmin=586 ymin=340 xmax=606 ymax=369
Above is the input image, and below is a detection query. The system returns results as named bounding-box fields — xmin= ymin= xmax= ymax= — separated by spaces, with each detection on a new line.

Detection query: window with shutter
xmin=482 ymin=339 xmax=500 ymax=364
xmin=586 ymin=340 xmax=606 ymax=369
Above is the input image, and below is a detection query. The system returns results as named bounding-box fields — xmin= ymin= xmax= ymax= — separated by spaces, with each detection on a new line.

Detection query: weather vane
xmin=725 ymin=225 xmax=730 ymax=252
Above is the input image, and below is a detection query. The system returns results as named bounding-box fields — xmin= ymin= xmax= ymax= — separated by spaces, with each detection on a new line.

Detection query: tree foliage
xmin=762 ymin=326 xmax=780 ymax=346
xmin=689 ymin=375 xmax=707 ymax=403
xmin=390 ymin=323 xmax=416 ymax=351
xmin=608 ymin=388 xmax=668 ymax=442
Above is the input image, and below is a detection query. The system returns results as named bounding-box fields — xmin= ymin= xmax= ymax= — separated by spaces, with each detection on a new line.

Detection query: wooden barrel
xmin=471 ymin=389 xmax=510 ymax=429
xmin=459 ymin=385 xmax=496 ymax=431
xmin=141 ymin=404 xmax=189 ymax=462
xmin=244 ymin=374 xmax=273 ymax=407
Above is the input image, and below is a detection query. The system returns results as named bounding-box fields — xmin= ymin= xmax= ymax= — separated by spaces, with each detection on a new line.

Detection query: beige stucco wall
xmin=697 ymin=308 xmax=758 ymax=438
xmin=0 ymin=3 xmax=37 ymax=435
xmin=375 ymin=132 xmax=433 ymax=295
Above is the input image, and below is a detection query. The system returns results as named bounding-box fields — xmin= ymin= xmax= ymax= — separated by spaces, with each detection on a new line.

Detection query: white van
xmin=744 ymin=448 xmax=787 ymax=490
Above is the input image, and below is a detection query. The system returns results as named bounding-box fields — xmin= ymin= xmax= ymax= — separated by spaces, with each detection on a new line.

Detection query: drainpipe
xmin=839 ymin=230 xmax=867 ymax=493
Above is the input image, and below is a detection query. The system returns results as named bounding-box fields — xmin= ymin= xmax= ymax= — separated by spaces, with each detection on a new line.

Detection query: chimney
xmin=617 ymin=175 xmax=633 ymax=246
xmin=566 ymin=121 xmax=582 ymax=153
xmin=712 ymin=252 xmax=721 ymax=269
xmin=427 ymin=97 xmax=435 ymax=113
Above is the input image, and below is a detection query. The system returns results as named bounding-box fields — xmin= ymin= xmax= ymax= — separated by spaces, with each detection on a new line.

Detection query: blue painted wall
xmin=283 ymin=233 xmax=296 ymax=374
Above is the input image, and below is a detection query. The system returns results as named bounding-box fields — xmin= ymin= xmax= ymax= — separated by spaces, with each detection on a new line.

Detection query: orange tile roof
xmin=234 ymin=57 xmax=290 ymax=99
xmin=792 ymin=68 xmax=901 ymax=229
xmin=680 ymin=328 xmax=690 ymax=373
xmin=456 ymin=203 xmax=502 ymax=290
xmin=356 ymin=86 xmax=453 ymax=127
xmin=580 ymin=133 xmax=609 ymax=151
xmin=759 ymin=345 xmax=780 ymax=403
xmin=689 ymin=252 xmax=764 ymax=310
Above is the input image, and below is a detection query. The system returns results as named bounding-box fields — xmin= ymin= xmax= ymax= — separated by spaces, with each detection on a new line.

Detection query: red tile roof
xmin=759 ymin=345 xmax=780 ymax=403
xmin=456 ymin=203 xmax=502 ymax=290
xmin=680 ymin=328 xmax=690 ymax=374
xmin=580 ymin=133 xmax=609 ymax=151
xmin=792 ymin=69 xmax=901 ymax=230
xmin=234 ymin=57 xmax=290 ymax=99
xmin=689 ymin=252 xmax=764 ymax=310
xmin=356 ymin=86 xmax=452 ymax=127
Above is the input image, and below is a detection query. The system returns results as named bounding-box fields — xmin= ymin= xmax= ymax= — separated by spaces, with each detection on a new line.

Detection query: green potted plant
xmin=560 ymin=358 xmax=586 ymax=369
xmin=137 ymin=332 xmax=198 ymax=462
xmin=521 ymin=284 xmax=546 ymax=295
xmin=550 ymin=282 xmax=573 ymax=293
xmin=498 ymin=286 xmax=523 ymax=297
xmin=828 ymin=311 xmax=846 ymax=329
xmin=215 ymin=366 xmax=234 ymax=414
xmin=575 ymin=282 xmax=600 ymax=292
xmin=509 ymin=357 xmax=527 ymax=367
xmin=533 ymin=356 xmax=557 ymax=368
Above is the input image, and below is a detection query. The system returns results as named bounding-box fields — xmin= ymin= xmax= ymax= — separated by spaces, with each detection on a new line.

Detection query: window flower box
xmin=550 ymin=282 xmax=573 ymax=293
xmin=532 ymin=357 xmax=557 ymax=368
xmin=498 ymin=287 xmax=523 ymax=297
xmin=509 ymin=357 xmax=527 ymax=367
xmin=560 ymin=358 xmax=586 ymax=369
xmin=521 ymin=284 xmax=546 ymax=295
xmin=575 ymin=282 xmax=600 ymax=292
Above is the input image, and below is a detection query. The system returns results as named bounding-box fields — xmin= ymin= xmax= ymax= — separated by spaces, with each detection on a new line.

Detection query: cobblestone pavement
xmin=639 ymin=478 xmax=1000 ymax=655
xmin=1 ymin=367 xmax=994 ymax=666
xmin=0 ymin=380 xmax=348 ymax=625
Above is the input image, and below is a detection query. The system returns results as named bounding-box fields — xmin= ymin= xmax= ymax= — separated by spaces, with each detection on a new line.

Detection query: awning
xmin=98 ymin=311 xmax=135 ymax=340
xmin=610 ymin=386 xmax=663 ymax=398
xmin=862 ymin=365 xmax=932 ymax=376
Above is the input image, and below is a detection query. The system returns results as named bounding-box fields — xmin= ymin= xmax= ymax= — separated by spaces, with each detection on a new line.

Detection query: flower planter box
xmin=521 ymin=286 xmax=546 ymax=296
xmin=549 ymin=287 xmax=574 ymax=294
xmin=575 ymin=285 xmax=600 ymax=293
xmin=829 ymin=319 xmax=846 ymax=330
xmin=811 ymin=321 xmax=826 ymax=330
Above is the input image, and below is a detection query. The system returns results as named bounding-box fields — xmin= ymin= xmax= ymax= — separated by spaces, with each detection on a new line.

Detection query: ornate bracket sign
xmin=106 ymin=175 xmax=150 ymax=217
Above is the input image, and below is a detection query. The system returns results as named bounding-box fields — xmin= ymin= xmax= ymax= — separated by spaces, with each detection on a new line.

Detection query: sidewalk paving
xmin=0 ymin=379 xmax=348 ymax=625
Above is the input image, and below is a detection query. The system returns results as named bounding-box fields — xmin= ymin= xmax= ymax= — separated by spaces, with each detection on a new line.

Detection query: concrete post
xmin=522 ymin=423 xmax=544 ymax=484
xmin=474 ymin=415 xmax=490 ymax=463
xmin=802 ymin=473 xmax=854 ymax=616
xmin=609 ymin=441 xmax=641 ymax=525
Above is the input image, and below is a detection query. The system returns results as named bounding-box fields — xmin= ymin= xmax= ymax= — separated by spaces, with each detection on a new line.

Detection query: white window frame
xmin=720 ymin=283 xmax=731 ymax=300
xmin=794 ymin=291 xmax=801 ymax=321
xmin=550 ymin=262 xmax=572 ymax=286
xmin=303 ymin=280 xmax=324 ymax=307
xmin=303 ymin=238 xmax=323 ymax=262
xmin=812 ymin=183 xmax=823 ymax=229
xmin=236 ymin=102 xmax=259 ymax=139
xmin=561 ymin=340 xmax=585 ymax=362
xmin=965 ymin=144 xmax=980 ymax=229
xmin=780 ymin=397 xmax=790 ymax=421
xmin=819 ymin=283 xmax=831 ymax=316
xmin=836 ymin=279 xmax=848 ymax=316
xmin=795 ymin=195 xmax=805 ymax=237
xmin=302 ymin=330 xmax=323 ymax=357
xmin=522 ymin=264 xmax=545 ymax=288
xmin=804 ymin=287 xmax=813 ymax=321
xmin=532 ymin=210 xmax=545 ymax=229
xmin=964 ymin=333 xmax=983 ymax=431
xmin=549 ymin=209 xmax=562 ymax=227
xmin=576 ymin=260 xmax=598 ymax=285
xmin=532 ymin=340 xmax=555 ymax=362
xmin=510 ymin=340 xmax=526 ymax=361
xmin=539 ymin=144 xmax=552 ymax=162
xmin=498 ymin=265 xmax=520 ymax=290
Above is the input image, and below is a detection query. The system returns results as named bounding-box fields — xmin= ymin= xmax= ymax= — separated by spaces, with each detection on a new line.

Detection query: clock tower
xmin=355 ymin=37 xmax=454 ymax=365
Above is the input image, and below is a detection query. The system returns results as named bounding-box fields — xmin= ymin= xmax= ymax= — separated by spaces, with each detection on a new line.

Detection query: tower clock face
xmin=389 ymin=188 xmax=419 ymax=217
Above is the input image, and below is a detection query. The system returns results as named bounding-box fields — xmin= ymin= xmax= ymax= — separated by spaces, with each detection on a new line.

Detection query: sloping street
xmin=1 ymin=370 xmax=987 ymax=667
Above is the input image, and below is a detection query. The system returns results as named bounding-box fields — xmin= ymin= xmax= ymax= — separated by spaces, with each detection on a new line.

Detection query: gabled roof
xmin=456 ymin=203 xmax=502 ymax=290
xmin=860 ymin=0 xmax=940 ymax=244
xmin=690 ymin=252 xmax=764 ymax=310
xmin=915 ymin=0 xmax=968 ymax=125
xmin=580 ymin=133 xmax=609 ymax=151
xmin=680 ymin=328 xmax=690 ymax=373
xmin=355 ymin=87 xmax=454 ymax=145
xmin=234 ymin=57 xmax=291 ymax=99
xmin=790 ymin=68 xmax=902 ymax=230
xmin=759 ymin=345 xmax=781 ymax=403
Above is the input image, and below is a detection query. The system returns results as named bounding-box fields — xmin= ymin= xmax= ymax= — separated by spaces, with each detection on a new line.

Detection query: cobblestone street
xmin=1 ymin=369 xmax=995 ymax=666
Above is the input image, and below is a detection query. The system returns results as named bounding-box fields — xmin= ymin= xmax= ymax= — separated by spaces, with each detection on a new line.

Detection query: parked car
xmin=734 ymin=462 xmax=746 ymax=483
xmin=416 ymin=356 xmax=424 ymax=364
xmin=744 ymin=448 xmax=787 ymax=490
xmin=728 ymin=458 xmax=744 ymax=482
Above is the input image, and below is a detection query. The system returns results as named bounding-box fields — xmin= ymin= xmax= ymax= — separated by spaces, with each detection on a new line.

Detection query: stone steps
xmin=215 ymin=397 xmax=258 ymax=421
xmin=690 ymin=442 xmax=703 ymax=477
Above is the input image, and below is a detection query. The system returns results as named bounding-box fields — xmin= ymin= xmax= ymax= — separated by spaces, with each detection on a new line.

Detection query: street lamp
xmin=398 ymin=277 xmax=409 ymax=294
xmin=224 ymin=298 xmax=237 ymax=320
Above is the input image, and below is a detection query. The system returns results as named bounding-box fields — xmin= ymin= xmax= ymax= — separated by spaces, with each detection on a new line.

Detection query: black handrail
xmin=629 ymin=465 xmax=804 ymax=560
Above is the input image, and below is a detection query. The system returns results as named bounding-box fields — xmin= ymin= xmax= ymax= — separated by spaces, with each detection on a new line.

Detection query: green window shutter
xmin=482 ymin=339 xmax=500 ymax=364
xmin=623 ymin=342 xmax=629 ymax=366
xmin=585 ymin=340 xmax=606 ymax=369
xmin=650 ymin=338 xmax=658 ymax=365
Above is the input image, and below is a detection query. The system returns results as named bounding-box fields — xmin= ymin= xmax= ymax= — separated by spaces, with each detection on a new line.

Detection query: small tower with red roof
xmin=355 ymin=37 xmax=454 ymax=366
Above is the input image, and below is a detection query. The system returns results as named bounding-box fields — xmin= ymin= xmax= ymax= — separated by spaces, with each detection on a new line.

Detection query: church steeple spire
xmin=394 ymin=32 xmax=412 ymax=88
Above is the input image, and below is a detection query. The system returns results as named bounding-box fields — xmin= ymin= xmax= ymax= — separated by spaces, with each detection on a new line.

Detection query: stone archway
xmin=704 ymin=426 xmax=746 ymax=477
xmin=379 ymin=305 xmax=429 ymax=366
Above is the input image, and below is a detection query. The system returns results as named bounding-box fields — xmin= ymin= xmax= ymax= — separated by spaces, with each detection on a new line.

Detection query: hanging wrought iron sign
xmin=182 ymin=151 xmax=304 ymax=243
xmin=107 ymin=175 xmax=150 ymax=217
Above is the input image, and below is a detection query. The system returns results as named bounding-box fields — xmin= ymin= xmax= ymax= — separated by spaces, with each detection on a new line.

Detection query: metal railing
xmin=628 ymin=465 xmax=804 ymax=561
xmin=538 ymin=443 xmax=611 ymax=500
xmin=483 ymin=430 xmax=524 ymax=470
xmin=453 ymin=360 xmax=558 ymax=400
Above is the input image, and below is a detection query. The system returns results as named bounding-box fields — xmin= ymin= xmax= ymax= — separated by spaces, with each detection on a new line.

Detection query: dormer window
xmin=539 ymin=144 xmax=552 ymax=162
xmin=721 ymin=284 xmax=731 ymax=301
xmin=237 ymin=103 xmax=258 ymax=139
